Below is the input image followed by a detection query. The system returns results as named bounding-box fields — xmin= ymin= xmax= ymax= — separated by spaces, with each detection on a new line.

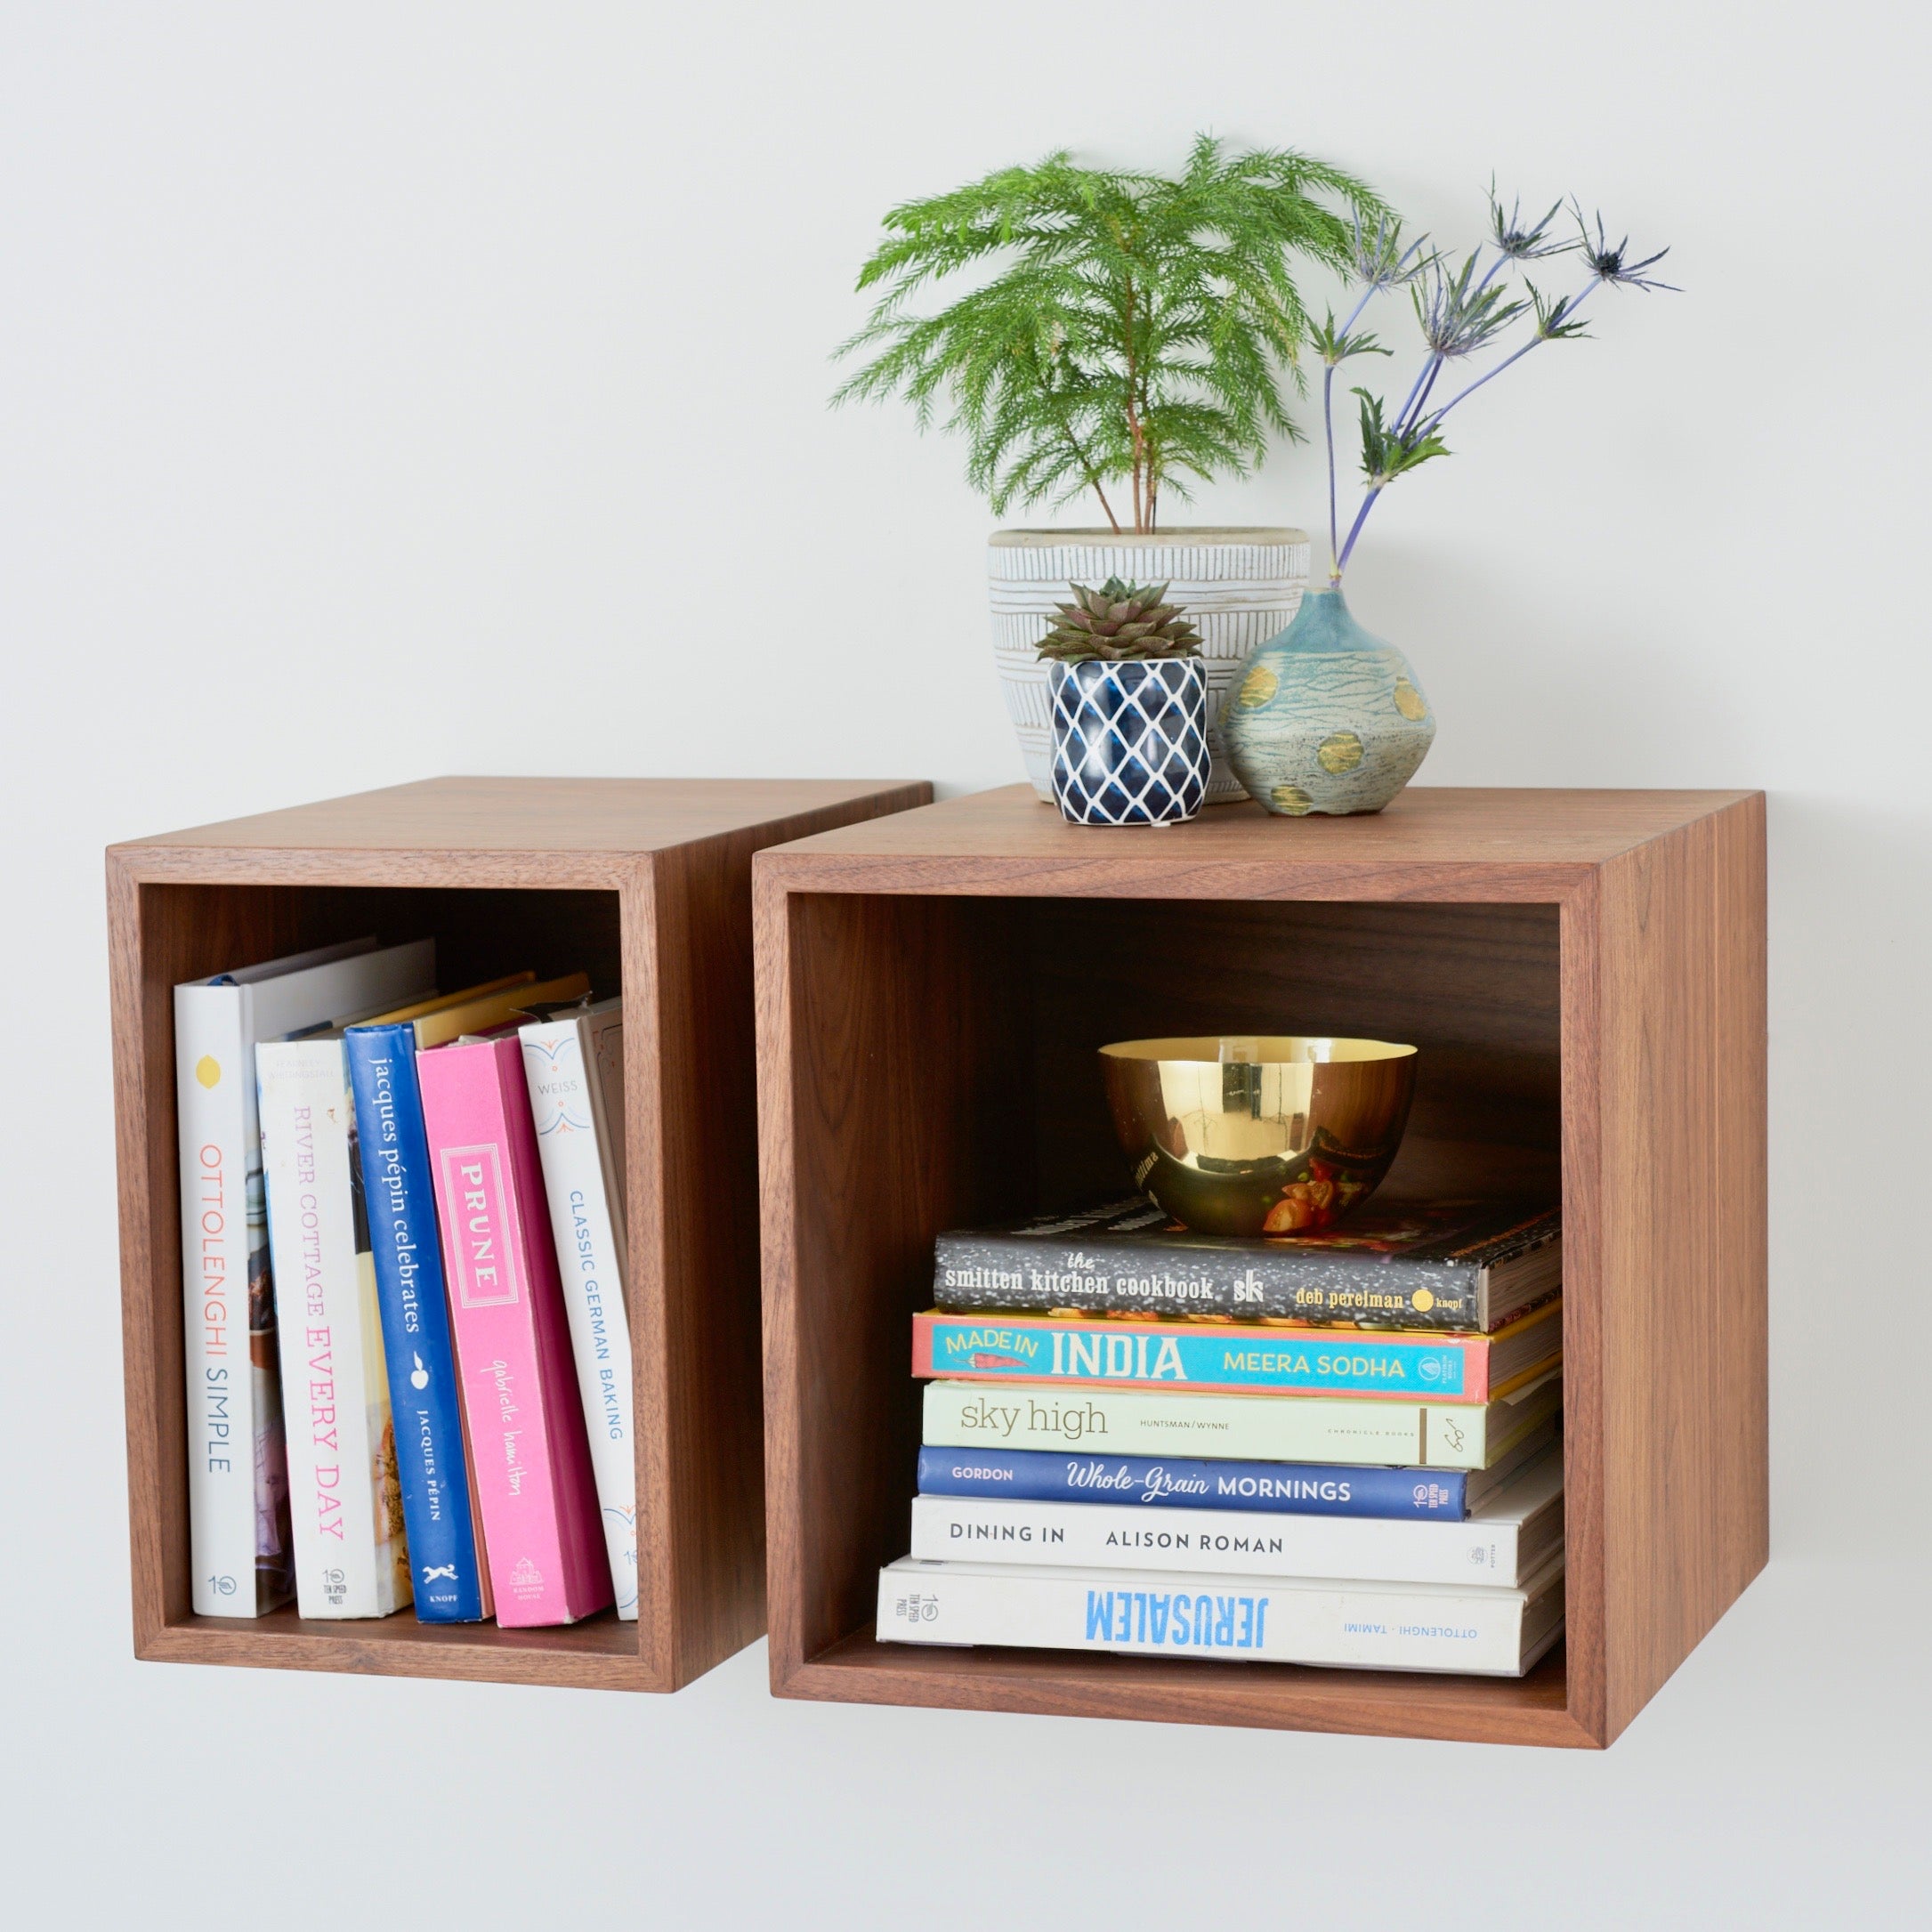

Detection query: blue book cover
xmin=346 ymin=1023 xmax=489 ymax=1622
xmin=917 ymin=1445 xmax=1469 ymax=1519
xmin=912 ymin=1310 xmax=1521 ymax=1399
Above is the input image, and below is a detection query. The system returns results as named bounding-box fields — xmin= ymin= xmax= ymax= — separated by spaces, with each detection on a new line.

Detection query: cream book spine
xmin=175 ymin=978 xmax=291 ymax=1617
xmin=256 ymin=1037 xmax=412 ymax=1618
xmin=519 ymin=1003 xmax=638 ymax=1618
xmin=172 ymin=935 xmax=432 ymax=1615
xmin=877 ymin=1552 xmax=1566 ymax=1677
xmin=921 ymin=1375 xmax=1561 ymax=1470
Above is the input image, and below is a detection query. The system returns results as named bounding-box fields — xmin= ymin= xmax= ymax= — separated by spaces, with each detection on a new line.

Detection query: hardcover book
xmin=934 ymin=1196 xmax=1561 ymax=1331
xmin=520 ymin=1001 xmax=638 ymax=1619
xmin=920 ymin=1371 xmax=1563 ymax=1470
xmin=417 ymin=1032 xmax=614 ymax=1627
xmin=408 ymin=972 xmax=588 ymax=1053
xmin=909 ymin=1446 xmax=1564 ymax=1588
xmin=911 ymin=1302 xmax=1561 ymax=1403
xmin=174 ymin=934 xmax=432 ymax=1616
xmin=258 ymin=1021 xmax=438 ymax=1618
xmin=876 ymin=1549 xmax=1566 ymax=1677
xmin=346 ymin=1014 xmax=497 ymax=1623
xmin=914 ymin=1421 xmax=1558 ymax=1520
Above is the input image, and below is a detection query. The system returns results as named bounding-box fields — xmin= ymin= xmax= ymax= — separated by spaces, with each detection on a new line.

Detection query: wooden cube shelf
xmin=109 ymin=775 xmax=928 ymax=1692
xmin=755 ymin=785 xmax=1766 ymax=1748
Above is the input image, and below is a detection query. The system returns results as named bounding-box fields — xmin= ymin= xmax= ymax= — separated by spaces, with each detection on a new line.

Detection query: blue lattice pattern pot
xmin=1047 ymin=656 xmax=1209 ymax=826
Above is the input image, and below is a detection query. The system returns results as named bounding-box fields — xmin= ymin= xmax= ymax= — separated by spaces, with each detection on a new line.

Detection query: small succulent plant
xmin=1035 ymin=578 xmax=1204 ymax=664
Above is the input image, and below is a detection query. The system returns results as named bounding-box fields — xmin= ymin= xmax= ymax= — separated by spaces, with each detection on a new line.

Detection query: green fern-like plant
xmin=833 ymin=136 xmax=1387 ymax=534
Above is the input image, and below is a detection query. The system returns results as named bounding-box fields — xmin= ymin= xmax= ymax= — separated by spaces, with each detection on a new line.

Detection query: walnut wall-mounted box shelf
xmin=109 ymin=775 xmax=928 ymax=1693
xmin=755 ymin=785 xmax=1766 ymax=1749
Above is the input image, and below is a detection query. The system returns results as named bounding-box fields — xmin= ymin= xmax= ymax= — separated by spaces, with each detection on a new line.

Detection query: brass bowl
xmin=1099 ymin=1035 xmax=1418 ymax=1237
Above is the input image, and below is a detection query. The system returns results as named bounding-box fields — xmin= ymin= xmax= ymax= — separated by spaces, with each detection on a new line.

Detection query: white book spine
xmin=175 ymin=983 xmax=273 ymax=1614
xmin=256 ymin=1039 xmax=408 ymax=1618
xmin=520 ymin=1013 xmax=638 ymax=1618
xmin=909 ymin=1493 xmax=1536 ymax=1587
xmin=877 ymin=1556 xmax=1562 ymax=1676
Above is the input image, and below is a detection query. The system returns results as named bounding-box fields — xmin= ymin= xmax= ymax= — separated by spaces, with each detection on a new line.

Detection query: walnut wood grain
xmin=755 ymin=784 xmax=1767 ymax=1747
xmin=1595 ymin=796 xmax=1770 ymax=1735
xmin=792 ymin=1630 xmax=1586 ymax=1749
xmin=127 ymin=775 xmax=918 ymax=855
xmin=109 ymin=777 xmax=929 ymax=1693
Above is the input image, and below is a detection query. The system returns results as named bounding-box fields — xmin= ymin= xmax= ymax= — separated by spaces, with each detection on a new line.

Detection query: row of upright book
xmin=879 ymin=1195 xmax=1565 ymax=1676
xmin=175 ymin=935 xmax=635 ymax=1628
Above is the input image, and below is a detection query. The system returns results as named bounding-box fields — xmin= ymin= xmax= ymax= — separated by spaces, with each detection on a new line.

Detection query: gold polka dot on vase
xmin=1393 ymin=678 xmax=1427 ymax=721
xmin=1316 ymin=732 xmax=1364 ymax=773
xmin=1270 ymin=785 xmax=1314 ymax=814
xmin=1238 ymin=666 xmax=1279 ymax=707
xmin=196 ymin=1055 xmax=222 ymax=1089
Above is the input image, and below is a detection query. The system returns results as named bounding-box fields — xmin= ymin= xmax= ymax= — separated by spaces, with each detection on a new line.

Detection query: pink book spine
xmin=417 ymin=1036 xmax=614 ymax=1627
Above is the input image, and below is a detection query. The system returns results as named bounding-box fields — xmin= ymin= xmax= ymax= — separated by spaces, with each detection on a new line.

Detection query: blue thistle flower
xmin=1347 ymin=212 xmax=1434 ymax=293
xmin=1487 ymin=183 xmax=1571 ymax=262
xmin=1411 ymin=251 xmax=1524 ymax=360
xmin=1525 ymin=283 xmax=1592 ymax=341
xmin=1327 ymin=186 xmax=1677 ymax=584
xmin=1572 ymin=206 xmax=1678 ymax=291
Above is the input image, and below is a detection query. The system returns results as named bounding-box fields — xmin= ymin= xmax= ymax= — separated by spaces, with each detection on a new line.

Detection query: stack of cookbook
xmin=878 ymin=1195 xmax=1564 ymax=1676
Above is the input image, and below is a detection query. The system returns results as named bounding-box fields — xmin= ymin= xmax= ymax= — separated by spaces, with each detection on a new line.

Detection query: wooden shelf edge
xmin=139 ymin=1613 xmax=664 ymax=1694
xmin=774 ymin=1629 xmax=1597 ymax=1750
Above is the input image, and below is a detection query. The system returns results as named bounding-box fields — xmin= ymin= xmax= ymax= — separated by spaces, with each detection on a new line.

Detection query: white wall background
xmin=4 ymin=3 xmax=1927 ymax=1924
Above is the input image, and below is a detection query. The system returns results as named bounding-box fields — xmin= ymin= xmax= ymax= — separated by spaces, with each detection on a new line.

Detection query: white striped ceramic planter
xmin=988 ymin=528 xmax=1310 ymax=804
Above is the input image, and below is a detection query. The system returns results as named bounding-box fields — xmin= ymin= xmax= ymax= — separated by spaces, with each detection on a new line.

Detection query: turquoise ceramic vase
xmin=1221 ymin=586 xmax=1435 ymax=815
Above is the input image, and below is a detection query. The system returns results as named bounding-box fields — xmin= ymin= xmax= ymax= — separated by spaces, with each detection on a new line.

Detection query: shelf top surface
xmin=112 ymin=776 xmax=926 ymax=859
xmin=761 ymin=783 xmax=1760 ymax=886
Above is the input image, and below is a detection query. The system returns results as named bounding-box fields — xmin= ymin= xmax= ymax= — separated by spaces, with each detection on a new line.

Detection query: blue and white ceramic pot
xmin=990 ymin=528 xmax=1308 ymax=803
xmin=1221 ymin=586 xmax=1435 ymax=815
xmin=1048 ymin=655 xmax=1209 ymax=827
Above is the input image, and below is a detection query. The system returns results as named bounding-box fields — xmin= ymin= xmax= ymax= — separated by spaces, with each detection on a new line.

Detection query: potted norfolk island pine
xmin=835 ymin=136 xmax=1386 ymax=803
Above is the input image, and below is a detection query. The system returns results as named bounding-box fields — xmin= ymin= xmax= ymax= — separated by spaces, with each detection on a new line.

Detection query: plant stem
xmin=1323 ymin=280 xmax=1385 ymax=580
xmin=1334 ymin=483 xmax=1382 ymax=579
xmin=1392 ymin=352 xmax=1441 ymax=436
xmin=1401 ymin=355 xmax=1445 ymax=433
xmin=1323 ymin=360 xmax=1339 ymax=577
xmin=1424 ymin=337 xmax=1540 ymax=424
xmin=1057 ymin=414 xmax=1123 ymax=532
xmin=1427 ymin=279 xmax=1597 ymax=426
xmin=1120 ymin=271 xmax=1147 ymax=532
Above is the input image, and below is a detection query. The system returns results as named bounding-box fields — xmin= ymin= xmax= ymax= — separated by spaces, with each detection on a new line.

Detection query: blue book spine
xmin=916 ymin=1444 xmax=1469 ymax=1520
xmin=346 ymin=1024 xmax=488 ymax=1622
xmin=916 ymin=1312 xmax=1477 ymax=1396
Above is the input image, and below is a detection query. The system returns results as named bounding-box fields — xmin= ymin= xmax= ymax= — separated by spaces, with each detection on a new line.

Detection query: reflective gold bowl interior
xmin=1099 ymin=1035 xmax=1418 ymax=1237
